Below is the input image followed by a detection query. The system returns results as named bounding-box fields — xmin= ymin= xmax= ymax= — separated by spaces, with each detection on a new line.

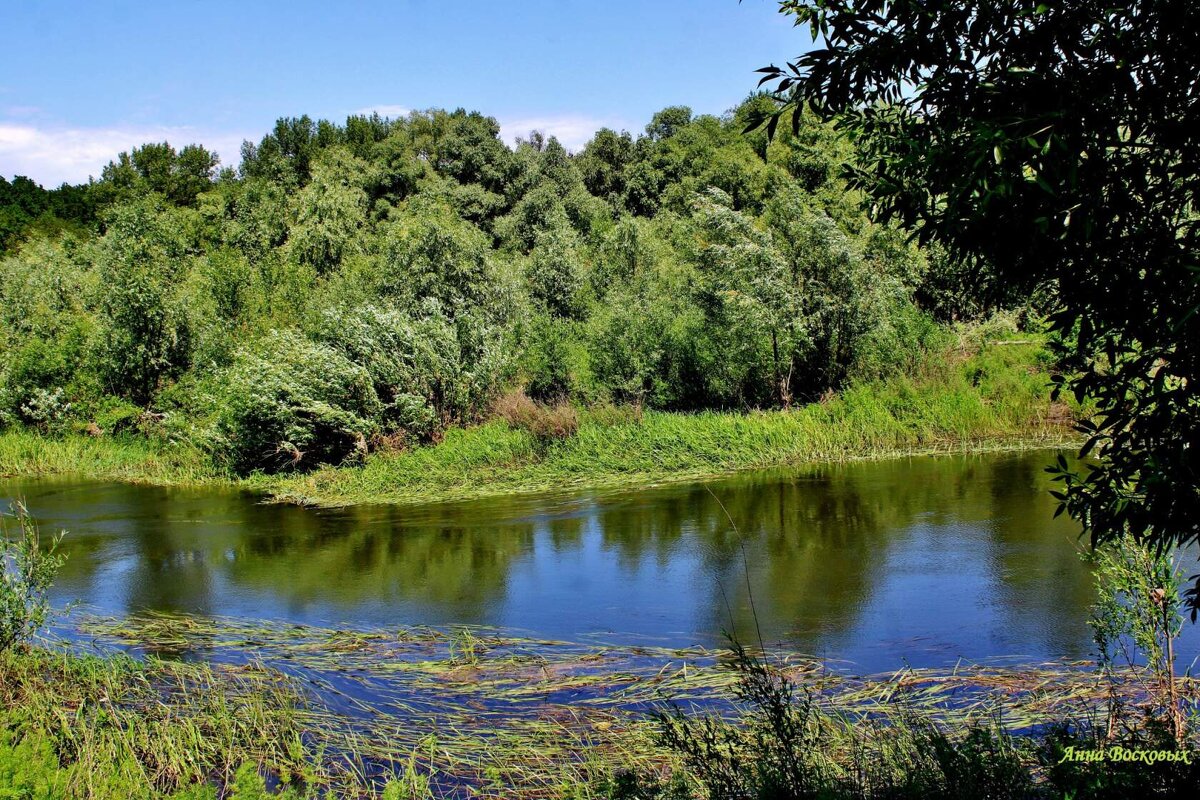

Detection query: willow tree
xmin=750 ymin=1 xmax=1200 ymax=607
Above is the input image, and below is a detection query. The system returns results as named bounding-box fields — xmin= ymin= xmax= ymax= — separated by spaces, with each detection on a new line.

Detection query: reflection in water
xmin=6 ymin=450 xmax=1184 ymax=672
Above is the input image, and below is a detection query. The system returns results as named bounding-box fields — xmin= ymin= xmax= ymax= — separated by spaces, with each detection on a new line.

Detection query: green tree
xmin=0 ymin=239 xmax=94 ymax=427
xmin=92 ymin=199 xmax=191 ymax=405
xmin=645 ymin=105 xmax=693 ymax=142
xmin=691 ymin=189 xmax=799 ymax=406
xmin=577 ymin=128 xmax=635 ymax=205
xmin=752 ymin=1 xmax=1200 ymax=606
xmin=373 ymin=197 xmax=499 ymax=314
xmin=526 ymin=225 xmax=585 ymax=320
xmin=288 ymin=148 xmax=367 ymax=274
xmin=98 ymin=142 xmax=218 ymax=207
xmin=240 ymin=115 xmax=320 ymax=187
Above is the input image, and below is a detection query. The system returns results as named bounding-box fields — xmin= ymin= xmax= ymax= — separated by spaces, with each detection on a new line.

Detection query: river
xmin=8 ymin=448 xmax=1183 ymax=673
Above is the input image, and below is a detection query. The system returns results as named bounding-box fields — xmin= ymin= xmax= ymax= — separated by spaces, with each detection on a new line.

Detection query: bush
xmin=311 ymin=302 xmax=507 ymax=436
xmin=1 ymin=502 xmax=65 ymax=652
xmin=88 ymin=396 xmax=145 ymax=436
xmin=520 ymin=314 xmax=590 ymax=401
xmin=213 ymin=331 xmax=380 ymax=474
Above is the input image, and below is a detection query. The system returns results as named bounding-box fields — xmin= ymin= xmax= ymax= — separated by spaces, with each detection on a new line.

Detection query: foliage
xmin=0 ymin=176 xmax=95 ymax=256
xmin=97 ymin=142 xmax=220 ymax=208
xmin=1 ymin=96 xmax=1044 ymax=474
xmin=213 ymin=331 xmax=380 ymax=474
xmin=1086 ymin=534 xmax=1190 ymax=741
xmin=289 ymin=148 xmax=367 ymax=274
xmin=91 ymin=198 xmax=192 ymax=405
xmin=272 ymin=327 xmax=1074 ymax=506
xmin=0 ymin=503 xmax=65 ymax=652
xmin=310 ymin=303 xmax=501 ymax=439
xmin=751 ymin=0 xmax=1200 ymax=608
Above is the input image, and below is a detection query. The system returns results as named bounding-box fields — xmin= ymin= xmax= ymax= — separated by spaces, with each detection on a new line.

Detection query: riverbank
xmin=0 ymin=334 xmax=1080 ymax=507
xmin=253 ymin=333 xmax=1082 ymax=507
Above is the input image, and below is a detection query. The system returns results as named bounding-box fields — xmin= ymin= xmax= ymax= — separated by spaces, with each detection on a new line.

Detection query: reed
xmin=0 ymin=646 xmax=317 ymax=799
xmin=0 ymin=432 xmax=219 ymax=485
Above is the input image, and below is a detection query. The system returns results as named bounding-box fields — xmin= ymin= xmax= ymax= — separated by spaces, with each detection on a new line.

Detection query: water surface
xmin=5 ymin=449 xmax=1182 ymax=672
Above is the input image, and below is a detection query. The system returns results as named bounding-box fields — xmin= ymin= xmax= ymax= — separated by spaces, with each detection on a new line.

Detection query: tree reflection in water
xmin=4 ymin=450 xmax=1142 ymax=671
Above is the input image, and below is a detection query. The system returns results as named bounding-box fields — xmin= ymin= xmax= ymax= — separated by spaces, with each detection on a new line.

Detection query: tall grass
xmin=5 ymin=618 xmax=1194 ymax=799
xmin=0 ymin=432 xmax=218 ymax=485
xmin=273 ymin=333 xmax=1079 ymax=506
xmin=0 ymin=648 xmax=315 ymax=799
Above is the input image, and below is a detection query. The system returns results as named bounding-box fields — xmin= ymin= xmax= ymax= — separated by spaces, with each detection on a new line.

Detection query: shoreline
xmin=1 ymin=337 xmax=1084 ymax=507
xmin=0 ymin=427 xmax=1081 ymax=508
xmin=268 ymin=429 xmax=1081 ymax=508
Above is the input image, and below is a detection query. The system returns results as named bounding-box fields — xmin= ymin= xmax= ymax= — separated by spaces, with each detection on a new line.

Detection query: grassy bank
xmin=0 ymin=647 xmax=317 ymax=799
xmin=1 ymin=331 xmax=1079 ymax=506
xmin=0 ymin=433 xmax=218 ymax=486
xmin=271 ymin=333 xmax=1079 ymax=506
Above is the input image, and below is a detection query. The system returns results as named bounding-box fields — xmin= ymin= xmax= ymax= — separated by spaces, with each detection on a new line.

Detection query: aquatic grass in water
xmin=31 ymin=610 xmax=1192 ymax=798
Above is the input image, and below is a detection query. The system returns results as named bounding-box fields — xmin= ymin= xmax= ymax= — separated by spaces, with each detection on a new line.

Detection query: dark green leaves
xmin=754 ymin=0 xmax=1200 ymax=606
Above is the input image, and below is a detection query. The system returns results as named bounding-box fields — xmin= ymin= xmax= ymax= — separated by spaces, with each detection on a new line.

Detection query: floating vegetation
xmin=33 ymin=609 xmax=1191 ymax=798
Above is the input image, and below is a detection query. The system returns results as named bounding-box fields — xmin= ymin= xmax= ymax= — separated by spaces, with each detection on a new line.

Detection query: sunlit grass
xmin=0 ymin=646 xmax=312 ymax=799
xmin=0 ymin=432 xmax=219 ymax=485
xmin=272 ymin=334 xmax=1079 ymax=506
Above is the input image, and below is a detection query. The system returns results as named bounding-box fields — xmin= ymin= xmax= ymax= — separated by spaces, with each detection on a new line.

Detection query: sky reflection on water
xmin=6 ymin=449 xmax=1192 ymax=673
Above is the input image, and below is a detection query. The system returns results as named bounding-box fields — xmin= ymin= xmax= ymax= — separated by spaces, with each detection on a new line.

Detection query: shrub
xmin=1 ymin=502 xmax=65 ymax=652
xmin=520 ymin=314 xmax=590 ymax=402
xmin=88 ymin=396 xmax=145 ymax=436
xmin=311 ymin=302 xmax=506 ymax=437
xmin=213 ymin=331 xmax=380 ymax=474
xmin=1083 ymin=533 xmax=1190 ymax=742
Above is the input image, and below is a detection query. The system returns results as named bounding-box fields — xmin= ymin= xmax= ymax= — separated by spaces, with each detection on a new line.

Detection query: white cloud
xmin=353 ymin=104 xmax=411 ymax=119
xmin=0 ymin=122 xmax=251 ymax=187
xmin=0 ymin=111 xmax=635 ymax=186
xmin=498 ymin=114 xmax=631 ymax=153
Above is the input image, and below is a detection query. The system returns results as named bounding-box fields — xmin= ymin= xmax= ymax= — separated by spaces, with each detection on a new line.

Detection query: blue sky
xmin=0 ymin=0 xmax=802 ymax=186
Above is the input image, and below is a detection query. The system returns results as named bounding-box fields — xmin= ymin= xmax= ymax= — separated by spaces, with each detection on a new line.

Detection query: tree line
xmin=0 ymin=98 xmax=1017 ymax=474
